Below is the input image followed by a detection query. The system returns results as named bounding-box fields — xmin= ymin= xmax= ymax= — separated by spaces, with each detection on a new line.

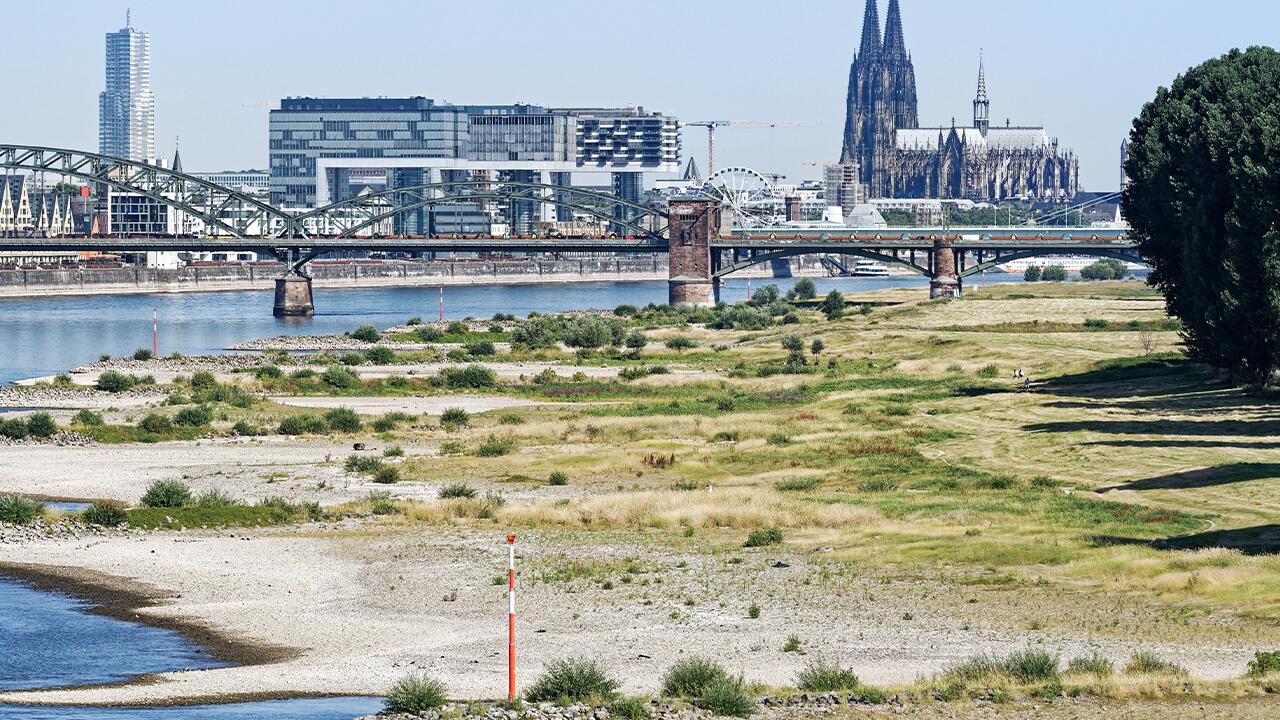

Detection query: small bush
xmin=1247 ymin=650 xmax=1280 ymax=677
xmin=417 ymin=326 xmax=444 ymax=342
xmin=608 ymin=695 xmax=651 ymax=720
xmin=373 ymin=465 xmax=401 ymax=484
xmin=665 ymin=337 xmax=696 ymax=351
xmin=439 ymin=482 xmax=477 ymax=499
xmin=474 ymin=434 xmax=516 ymax=457
xmin=190 ymin=371 xmax=218 ymax=392
xmin=766 ymin=432 xmax=792 ymax=446
xmin=548 ymin=471 xmax=569 ymax=486
xmin=498 ymin=414 xmax=525 ymax=425
xmin=232 ymin=420 xmax=263 ymax=437
xmin=81 ymin=500 xmax=127 ymax=527
xmin=446 ymin=321 xmax=469 ymax=335
xmin=349 ymin=324 xmax=382 ymax=343
xmin=744 ymin=527 xmax=783 ymax=548
xmin=74 ymin=409 xmax=105 ymax=426
xmin=1067 ymin=654 xmax=1115 ymax=677
xmin=702 ymin=676 xmax=754 ymax=718
xmin=775 ymin=477 xmax=819 ymax=492
xmin=137 ymin=413 xmax=174 ymax=434
xmin=365 ymin=346 xmax=396 ymax=364
xmin=324 ymin=407 xmax=363 ymax=433
xmin=1124 ymin=652 xmax=1188 ymax=676
xmin=614 ymin=304 xmax=639 ymax=317
xmin=96 ymin=370 xmax=136 ymax=393
xmin=384 ymin=673 xmax=447 ymax=714
xmin=976 ymin=364 xmax=1000 ymax=378
xmin=796 ymin=660 xmax=859 ymax=691
xmin=783 ymin=635 xmax=803 ymax=653
xmin=345 ymin=455 xmax=385 ymax=474
xmin=440 ymin=407 xmax=471 ymax=427
xmin=661 ymin=657 xmax=731 ymax=697
xmin=340 ymin=352 xmax=366 ymax=366
xmin=174 ymin=405 xmax=213 ymax=427
xmin=383 ymin=445 xmax=405 ymax=457
xmin=0 ymin=495 xmax=43 ymax=524
xmin=277 ymin=414 xmax=327 ymax=436
xmin=440 ymin=365 xmax=497 ymax=389
xmin=466 ymin=339 xmax=496 ymax=357
xmin=525 ymin=658 xmax=620 ymax=704
xmin=747 ymin=603 xmax=760 ymax=619
xmin=132 ymin=347 xmax=154 ymax=361
xmin=254 ymin=365 xmax=284 ymax=379
xmin=26 ymin=412 xmax=57 ymax=438
xmin=322 ymin=365 xmax=361 ymax=390
xmin=140 ymin=479 xmax=192 ymax=508
xmin=1002 ymin=649 xmax=1060 ymax=683
xmin=195 ymin=489 xmax=238 ymax=508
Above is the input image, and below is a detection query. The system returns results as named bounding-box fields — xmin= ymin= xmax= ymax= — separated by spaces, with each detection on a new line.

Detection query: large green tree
xmin=1124 ymin=47 xmax=1280 ymax=385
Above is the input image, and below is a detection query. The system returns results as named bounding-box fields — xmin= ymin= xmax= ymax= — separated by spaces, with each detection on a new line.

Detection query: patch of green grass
xmin=140 ymin=479 xmax=192 ymax=508
xmin=525 ymin=658 xmax=620 ymax=705
xmin=81 ymin=501 xmax=127 ymax=527
xmin=126 ymin=504 xmax=297 ymax=530
xmin=1123 ymin=652 xmax=1188 ymax=676
xmin=439 ymin=482 xmax=477 ymax=499
xmin=1066 ymin=654 xmax=1115 ymax=677
xmin=796 ymin=660 xmax=859 ymax=691
xmin=661 ymin=657 xmax=731 ymax=698
xmin=0 ymin=495 xmax=43 ymax=524
xmin=775 ymin=477 xmax=820 ymax=492
xmin=474 ymin=434 xmax=516 ymax=457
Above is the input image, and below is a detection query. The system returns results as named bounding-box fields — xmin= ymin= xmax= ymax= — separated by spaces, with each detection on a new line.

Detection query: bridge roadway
xmin=0 ymin=226 xmax=1130 ymax=255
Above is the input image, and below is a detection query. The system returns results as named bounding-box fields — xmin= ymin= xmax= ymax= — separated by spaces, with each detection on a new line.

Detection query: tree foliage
xmin=1125 ymin=47 xmax=1280 ymax=385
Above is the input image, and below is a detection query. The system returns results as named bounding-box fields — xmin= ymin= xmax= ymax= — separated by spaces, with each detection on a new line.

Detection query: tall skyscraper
xmin=99 ymin=12 xmax=154 ymax=163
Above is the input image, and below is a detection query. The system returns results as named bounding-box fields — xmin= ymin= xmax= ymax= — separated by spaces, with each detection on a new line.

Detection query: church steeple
xmin=883 ymin=0 xmax=908 ymax=60
xmin=858 ymin=0 xmax=881 ymax=60
xmin=973 ymin=52 xmax=990 ymax=136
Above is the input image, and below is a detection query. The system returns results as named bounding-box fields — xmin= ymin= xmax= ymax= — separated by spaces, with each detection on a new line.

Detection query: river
xmin=0 ymin=274 xmax=1045 ymax=386
xmin=0 ymin=578 xmax=381 ymax=718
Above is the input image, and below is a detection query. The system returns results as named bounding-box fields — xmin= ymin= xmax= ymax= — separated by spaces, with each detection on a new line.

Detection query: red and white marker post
xmin=152 ymin=308 xmax=158 ymax=356
xmin=506 ymin=533 xmax=517 ymax=700
xmin=439 ymin=286 xmax=445 ymax=323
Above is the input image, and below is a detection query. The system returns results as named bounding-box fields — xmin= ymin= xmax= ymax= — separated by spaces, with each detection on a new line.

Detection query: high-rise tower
xmin=99 ymin=12 xmax=155 ymax=163
xmin=840 ymin=0 xmax=919 ymax=196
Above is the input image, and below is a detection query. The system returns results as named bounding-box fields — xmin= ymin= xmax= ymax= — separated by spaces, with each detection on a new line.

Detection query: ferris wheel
xmin=700 ymin=166 xmax=776 ymax=224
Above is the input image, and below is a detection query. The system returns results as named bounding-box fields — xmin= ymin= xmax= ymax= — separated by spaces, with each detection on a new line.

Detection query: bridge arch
xmin=713 ymin=247 xmax=931 ymax=279
xmin=958 ymin=248 xmax=1148 ymax=277
xmin=293 ymin=181 xmax=668 ymax=240
xmin=0 ymin=145 xmax=290 ymax=239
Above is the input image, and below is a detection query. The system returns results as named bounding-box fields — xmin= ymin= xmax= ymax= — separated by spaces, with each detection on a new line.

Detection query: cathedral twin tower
xmin=840 ymin=0 xmax=1079 ymax=202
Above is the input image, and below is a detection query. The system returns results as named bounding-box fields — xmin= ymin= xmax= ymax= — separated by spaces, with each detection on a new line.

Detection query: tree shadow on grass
xmin=1087 ymin=439 xmax=1280 ymax=450
xmin=1025 ymin=418 xmax=1280 ymax=438
xmin=1090 ymin=525 xmax=1280 ymax=556
xmin=1036 ymin=355 xmax=1219 ymax=401
xmin=1096 ymin=463 xmax=1280 ymax=493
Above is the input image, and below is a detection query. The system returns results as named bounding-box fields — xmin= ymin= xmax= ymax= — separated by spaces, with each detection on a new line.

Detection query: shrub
xmin=345 ymin=455 xmax=385 ymax=474
xmin=548 ymin=471 xmax=569 ymax=486
xmin=440 ymin=365 xmax=497 ymax=389
xmin=499 ymin=414 xmax=525 ymax=425
xmin=290 ymin=368 xmax=316 ymax=380
xmin=165 ymin=393 xmax=191 ymax=406
xmin=383 ymin=445 xmax=405 ymax=457
xmin=373 ymin=466 xmax=401 ymax=484
xmin=0 ymin=495 xmax=43 ymax=524
xmin=810 ymin=339 xmax=825 ymax=355
xmin=820 ymin=289 xmax=845 ymax=320
xmin=81 ymin=500 xmax=127 ymax=527
xmin=232 ymin=420 xmax=263 ymax=437
xmin=1124 ymin=652 xmax=1188 ymax=676
xmin=174 ymin=405 xmax=213 ymax=426
xmin=322 ymin=365 xmax=360 ymax=390
xmin=195 ymin=489 xmax=238 ymax=508
xmin=417 ymin=326 xmax=444 ymax=343
xmin=141 ymin=479 xmax=192 ymax=508
xmin=384 ymin=673 xmax=447 ymax=714
xmin=743 ymin=527 xmax=783 ymax=547
xmin=96 ymin=370 xmax=135 ymax=393
xmin=766 ymin=432 xmax=791 ymax=446
xmin=1002 ymin=649 xmax=1060 ymax=683
xmin=446 ymin=321 xmax=469 ymax=335
xmin=406 ymin=317 xmax=424 ymax=326
xmin=439 ymin=482 xmax=478 ymax=499
xmin=624 ymin=330 xmax=648 ymax=352
xmin=702 ymin=676 xmax=754 ymax=718
xmin=137 ymin=413 xmax=174 ymax=434
xmin=0 ymin=419 xmax=28 ymax=440
xmin=277 ymin=414 xmax=326 ymax=436
xmin=618 ymin=366 xmax=649 ymax=381
xmin=324 ymin=407 xmax=363 ymax=433
xmin=132 ymin=347 xmax=154 ymax=361
xmin=1247 ymin=650 xmax=1280 ymax=677
xmin=349 ymin=324 xmax=382 ymax=343
xmin=747 ymin=603 xmax=760 ymax=619
xmin=781 ymin=335 xmax=806 ymax=365
xmin=340 ymin=352 xmax=365 ymax=366
xmin=665 ymin=337 xmax=696 ymax=351
xmin=775 ymin=477 xmax=819 ymax=492
xmin=25 ymin=412 xmax=57 ymax=438
xmin=976 ymin=364 xmax=1000 ymax=379
xmin=525 ymin=658 xmax=620 ymax=704
xmin=793 ymin=277 xmax=818 ymax=300
xmin=783 ymin=635 xmax=803 ymax=653
xmin=474 ymin=434 xmax=516 ymax=457
xmin=511 ymin=315 xmax=563 ymax=349
xmin=1023 ymin=265 xmax=1042 ymax=282
xmin=1041 ymin=264 xmax=1068 ymax=282
xmin=1067 ymin=654 xmax=1115 ymax=677
xmin=465 ymin=339 xmax=496 ymax=357
xmin=614 ymin=304 xmax=639 ymax=317
xmin=440 ymin=407 xmax=471 ymax=427
xmin=796 ymin=660 xmax=859 ymax=691
xmin=190 ymin=371 xmax=218 ymax=393
xmin=365 ymin=346 xmax=396 ymax=364
xmin=74 ymin=409 xmax=105 ymax=426
xmin=661 ymin=657 xmax=730 ymax=698
xmin=254 ymin=365 xmax=284 ymax=380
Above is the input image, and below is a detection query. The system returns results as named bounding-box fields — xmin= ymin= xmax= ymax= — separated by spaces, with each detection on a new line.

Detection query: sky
xmin=2 ymin=0 xmax=1276 ymax=192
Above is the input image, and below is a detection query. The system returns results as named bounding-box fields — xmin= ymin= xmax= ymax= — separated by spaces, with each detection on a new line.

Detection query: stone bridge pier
xmin=667 ymin=198 xmax=721 ymax=307
xmin=273 ymin=248 xmax=315 ymax=317
xmin=930 ymin=235 xmax=961 ymax=299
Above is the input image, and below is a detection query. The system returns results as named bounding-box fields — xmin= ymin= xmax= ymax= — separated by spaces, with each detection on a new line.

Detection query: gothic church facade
xmin=840 ymin=0 xmax=1079 ymax=202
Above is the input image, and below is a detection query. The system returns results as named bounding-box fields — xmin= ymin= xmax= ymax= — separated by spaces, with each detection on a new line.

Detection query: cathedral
xmin=840 ymin=0 xmax=1079 ymax=202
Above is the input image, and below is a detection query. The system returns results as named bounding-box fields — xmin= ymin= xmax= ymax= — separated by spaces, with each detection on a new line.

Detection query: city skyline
xmin=1 ymin=0 xmax=1276 ymax=191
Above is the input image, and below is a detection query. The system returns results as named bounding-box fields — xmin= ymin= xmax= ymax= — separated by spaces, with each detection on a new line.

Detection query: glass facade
xmin=99 ymin=21 xmax=154 ymax=163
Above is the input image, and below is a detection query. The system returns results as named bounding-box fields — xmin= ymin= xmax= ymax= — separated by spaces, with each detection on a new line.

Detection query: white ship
xmin=850 ymin=259 xmax=891 ymax=277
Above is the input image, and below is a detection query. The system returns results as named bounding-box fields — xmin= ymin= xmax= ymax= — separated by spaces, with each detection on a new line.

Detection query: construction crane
xmin=685 ymin=120 xmax=822 ymax=177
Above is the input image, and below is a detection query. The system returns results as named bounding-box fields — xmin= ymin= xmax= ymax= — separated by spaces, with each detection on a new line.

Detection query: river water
xmin=0 ymin=273 xmax=1047 ymax=386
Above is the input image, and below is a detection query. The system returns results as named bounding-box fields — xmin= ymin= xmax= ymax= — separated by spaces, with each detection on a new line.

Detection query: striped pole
xmin=439 ymin=286 xmax=444 ymax=322
xmin=152 ymin=308 xmax=158 ymax=356
xmin=507 ymin=533 xmax=517 ymax=700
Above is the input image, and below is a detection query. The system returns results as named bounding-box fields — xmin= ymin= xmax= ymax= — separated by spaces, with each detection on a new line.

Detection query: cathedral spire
xmin=973 ymin=51 xmax=990 ymax=135
xmin=858 ymin=0 xmax=881 ymax=60
xmin=883 ymin=0 xmax=908 ymax=60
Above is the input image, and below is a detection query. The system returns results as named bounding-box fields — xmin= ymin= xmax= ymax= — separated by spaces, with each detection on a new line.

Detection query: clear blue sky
xmin=3 ymin=0 xmax=1275 ymax=191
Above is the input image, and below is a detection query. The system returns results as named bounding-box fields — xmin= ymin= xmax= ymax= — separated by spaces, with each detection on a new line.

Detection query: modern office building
xmin=190 ymin=170 xmax=271 ymax=195
xmin=268 ymin=97 xmax=679 ymax=234
xmin=99 ymin=13 xmax=155 ymax=163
